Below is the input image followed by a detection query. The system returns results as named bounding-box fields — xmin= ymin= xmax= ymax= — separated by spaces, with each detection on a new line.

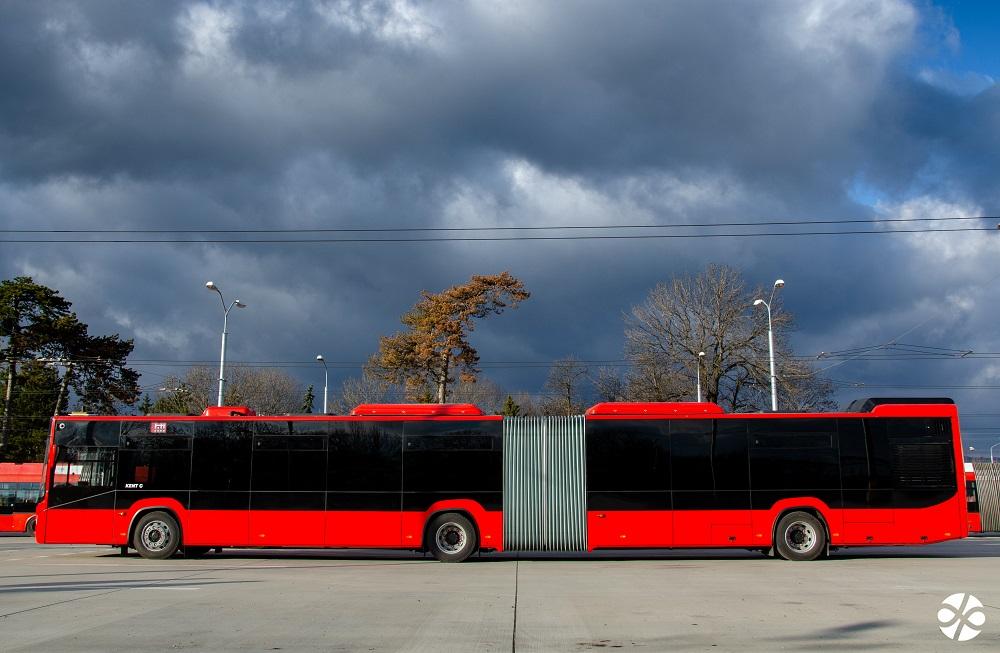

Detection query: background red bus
xmin=0 ymin=462 xmax=43 ymax=534
xmin=965 ymin=463 xmax=981 ymax=533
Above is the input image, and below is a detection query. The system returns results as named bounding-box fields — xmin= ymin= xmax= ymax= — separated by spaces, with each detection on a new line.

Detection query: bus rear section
xmin=580 ymin=400 xmax=967 ymax=559
xmin=35 ymin=398 xmax=968 ymax=561
xmin=0 ymin=463 xmax=43 ymax=534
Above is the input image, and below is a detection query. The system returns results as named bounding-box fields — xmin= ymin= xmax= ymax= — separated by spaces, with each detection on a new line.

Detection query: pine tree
xmin=301 ymin=384 xmax=315 ymax=414
xmin=1 ymin=276 xmax=139 ymax=453
xmin=0 ymin=361 xmax=62 ymax=461
xmin=500 ymin=395 xmax=521 ymax=417
xmin=138 ymin=394 xmax=153 ymax=415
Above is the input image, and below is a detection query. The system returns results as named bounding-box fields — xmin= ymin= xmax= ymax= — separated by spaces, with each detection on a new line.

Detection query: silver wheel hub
xmin=784 ymin=521 xmax=817 ymax=553
xmin=141 ymin=520 xmax=172 ymax=552
xmin=435 ymin=522 xmax=467 ymax=555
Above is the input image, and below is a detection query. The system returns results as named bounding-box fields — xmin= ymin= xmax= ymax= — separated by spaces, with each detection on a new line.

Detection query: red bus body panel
xmin=0 ymin=513 xmax=32 ymax=532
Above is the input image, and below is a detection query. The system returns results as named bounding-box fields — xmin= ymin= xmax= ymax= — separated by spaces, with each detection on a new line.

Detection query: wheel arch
xmin=421 ymin=504 xmax=483 ymax=551
xmin=772 ymin=506 xmax=831 ymax=557
xmin=126 ymin=505 xmax=185 ymax=548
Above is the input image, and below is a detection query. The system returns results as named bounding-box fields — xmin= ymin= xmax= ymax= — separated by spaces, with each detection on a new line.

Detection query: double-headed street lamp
xmin=753 ymin=279 xmax=785 ymax=412
xmin=205 ymin=281 xmax=246 ymax=407
xmin=316 ymin=355 xmax=328 ymax=414
xmin=696 ymin=351 xmax=706 ymax=402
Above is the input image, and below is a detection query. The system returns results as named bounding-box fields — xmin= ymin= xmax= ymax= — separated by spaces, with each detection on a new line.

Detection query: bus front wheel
xmin=427 ymin=512 xmax=477 ymax=563
xmin=133 ymin=511 xmax=181 ymax=560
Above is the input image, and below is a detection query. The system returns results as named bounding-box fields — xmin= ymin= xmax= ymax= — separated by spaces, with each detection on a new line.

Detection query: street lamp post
xmin=205 ymin=281 xmax=246 ymax=407
xmin=316 ymin=355 xmax=328 ymax=414
xmin=696 ymin=351 xmax=706 ymax=402
xmin=991 ymin=442 xmax=1000 ymax=464
xmin=753 ymin=279 xmax=785 ymax=412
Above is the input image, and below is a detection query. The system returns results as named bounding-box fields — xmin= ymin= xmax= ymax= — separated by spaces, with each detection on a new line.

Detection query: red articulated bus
xmin=33 ymin=397 xmax=969 ymax=562
xmin=0 ymin=463 xmax=44 ymax=534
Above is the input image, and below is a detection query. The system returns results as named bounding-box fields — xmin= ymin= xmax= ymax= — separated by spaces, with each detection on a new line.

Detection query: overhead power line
xmin=829 ymin=379 xmax=1000 ymax=390
xmin=0 ymin=226 xmax=995 ymax=244
xmin=0 ymin=215 xmax=997 ymax=244
xmin=0 ymin=215 xmax=994 ymax=234
xmin=12 ymin=349 xmax=1000 ymax=370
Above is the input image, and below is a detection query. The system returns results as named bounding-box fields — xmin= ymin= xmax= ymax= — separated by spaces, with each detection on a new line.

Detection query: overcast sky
xmin=1 ymin=1 xmax=999 ymax=444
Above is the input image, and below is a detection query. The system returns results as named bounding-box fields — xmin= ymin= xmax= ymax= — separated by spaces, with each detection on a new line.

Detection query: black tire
xmin=426 ymin=512 xmax=477 ymax=563
xmin=133 ymin=511 xmax=181 ymax=560
xmin=183 ymin=546 xmax=211 ymax=558
xmin=774 ymin=511 xmax=826 ymax=561
xmin=25 ymin=518 xmax=36 ymax=535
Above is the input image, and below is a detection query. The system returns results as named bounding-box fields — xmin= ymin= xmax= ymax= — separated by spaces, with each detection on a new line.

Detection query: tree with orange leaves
xmin=372 ymin=272 xmax=530 ymax=403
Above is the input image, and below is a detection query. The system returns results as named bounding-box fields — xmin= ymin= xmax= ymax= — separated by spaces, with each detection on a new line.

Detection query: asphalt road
xmin=1 ymin=536 xmax=999 ymax=652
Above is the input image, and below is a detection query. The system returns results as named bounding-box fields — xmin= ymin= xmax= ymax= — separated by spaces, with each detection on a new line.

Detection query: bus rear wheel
xmin=134 ymin=511 xmax=180 ymax=560
xmin=427 ymin=512 xmax=477 ymax=563
xmin=774 ymin=511 xmax=826 ymax=561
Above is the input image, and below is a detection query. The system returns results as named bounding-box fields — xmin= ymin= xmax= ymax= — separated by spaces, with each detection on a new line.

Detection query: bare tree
xmin=541 ymin=357 xmax=589 ymax=415
xmin=625 ymin=264 xmax=833 ymax=412
xmin=151 ymin=366 xmax=303 ymax=415
xmin=624 ymin=362 xmax=689 ymax=402
xmin=450 ymin=377 xmax=507 ymax=414
xmin=152 ymin=366 xmax=215 ymax=414
xmin=592 ymin=367 xmax=628 ymax=402
xmin=778 ymin=370 xmax=837 ymax=412
xmin=226 ymin=367 xmax=304 ymax=415
xmin=591 ymin=363 xmax=688 ymax=403
xmin=331 ymin=365 xmax=394 ymax=415
xmin=511 ymin=392 xmax=542 ymax=417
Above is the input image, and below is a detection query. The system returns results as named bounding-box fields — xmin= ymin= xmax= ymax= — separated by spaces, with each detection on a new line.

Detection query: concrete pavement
xmin=1 ymin=537 xmax=998 ymax=651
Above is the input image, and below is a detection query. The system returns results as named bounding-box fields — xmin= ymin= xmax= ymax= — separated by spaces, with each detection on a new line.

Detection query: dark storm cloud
xmin=1 ymin=0 xmax=999 ymax=423
xmin=1 ymin=0 xmax=992 ymax=201
xmin=0 ymin=1 xmax=913 ymax=184
xmin=863 ymin=80 xmax=1000 ymax=204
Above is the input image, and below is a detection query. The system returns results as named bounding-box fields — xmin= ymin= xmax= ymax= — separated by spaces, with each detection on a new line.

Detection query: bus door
xmin=249 ymin=424 xmax=327 ymax=547
xmin=705 ymin=420 xmax=753 ymax=546
xmin=187 ymin=422 xmax=252 ymax=546
xmin=672 ymin=420 xmax=754 ymax=547
xmin=326 ymin=421 xmax=402 ymax=547
xmin=45 ymin=421 xmax=120 ymax=544
xmin=670 ymin=420 xmax=714 ymax=547
xmin=586 ymin=419 xmax=672 ymax=549
xmin=839 ymin=419 xmax=893 ymax=543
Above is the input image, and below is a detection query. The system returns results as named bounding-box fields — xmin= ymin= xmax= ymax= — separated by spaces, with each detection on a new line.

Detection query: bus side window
xmin=49 ymin=446 xmax=117 ymax=508
xmin=52 ymin=447 xmax=117 ymax=489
